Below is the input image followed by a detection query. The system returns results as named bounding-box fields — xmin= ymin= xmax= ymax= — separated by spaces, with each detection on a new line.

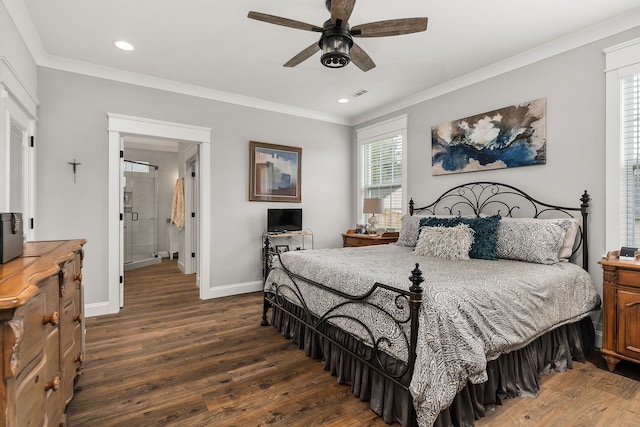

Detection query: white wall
xmin=34 ymin=68 xmax=353 ymax=307
xmin=356 ymin=26 xmax=640 ymax=338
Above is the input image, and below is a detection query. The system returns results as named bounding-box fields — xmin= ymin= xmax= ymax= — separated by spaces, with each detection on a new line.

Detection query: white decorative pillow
xmin=414 ymin=224 xmax=475 ymax=260
xmin=396 ymin=214 xmax=455 ymax=247
xmin=496 ymin=218 xmax=571 ymax=264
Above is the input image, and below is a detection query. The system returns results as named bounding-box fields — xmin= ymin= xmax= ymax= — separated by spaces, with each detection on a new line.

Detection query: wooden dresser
xmin=341 ymin=229 xmax=399 ymax=248
xmin=0 ymin=239 xmax=86 ymax=427
xmin=599 ymin=256 xmax=640 ymax=371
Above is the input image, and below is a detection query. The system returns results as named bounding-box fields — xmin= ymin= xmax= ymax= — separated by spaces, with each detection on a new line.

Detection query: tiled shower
xmin=123 ymin=160 xmax=160 ymax=270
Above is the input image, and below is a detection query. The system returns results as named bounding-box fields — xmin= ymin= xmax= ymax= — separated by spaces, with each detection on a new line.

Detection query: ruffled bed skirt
xmin=268 ymin=298 xmax=595 ymax=427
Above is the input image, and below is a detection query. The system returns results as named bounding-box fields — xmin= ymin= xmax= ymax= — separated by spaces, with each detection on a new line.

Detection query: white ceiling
xmin=6 ymin=0 xmax=640 ymax=125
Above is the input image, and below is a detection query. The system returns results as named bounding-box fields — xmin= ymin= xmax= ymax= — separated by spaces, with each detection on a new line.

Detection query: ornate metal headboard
xmin=409 ymin=181 xmax=591 ymax=270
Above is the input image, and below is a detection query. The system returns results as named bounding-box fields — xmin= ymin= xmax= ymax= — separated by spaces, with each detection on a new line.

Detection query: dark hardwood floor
xmin=66 ymin=259 xmax=640 ymax=426
xmin=66 ymin=259 xmax=387 ymax=427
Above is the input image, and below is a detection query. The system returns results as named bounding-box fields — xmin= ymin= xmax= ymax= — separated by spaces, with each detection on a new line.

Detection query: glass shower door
xmin=123 ymin=160 xmax=159 ymax=268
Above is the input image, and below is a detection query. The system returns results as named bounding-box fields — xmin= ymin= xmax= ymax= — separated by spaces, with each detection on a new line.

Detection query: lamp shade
xmin=363 ymin=198 xmax=384 ymax=214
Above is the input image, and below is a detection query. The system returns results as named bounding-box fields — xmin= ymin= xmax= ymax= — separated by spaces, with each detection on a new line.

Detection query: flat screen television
xmin=267 ymin=208 xmax=302 ymax=233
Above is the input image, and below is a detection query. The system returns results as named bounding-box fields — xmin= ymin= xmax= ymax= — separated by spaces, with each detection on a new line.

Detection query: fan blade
xmin=351 ymin=18 xmax=428 ymax=38
xmin=248 ymin=11 xmax=323 ymax=32
xmin=284 ymin=43 xmax=321 ymax=67
xmin=331 ymin=0 xmax=356 ymax=27
xmin=350 ymin=42 xmax=375 ymax=72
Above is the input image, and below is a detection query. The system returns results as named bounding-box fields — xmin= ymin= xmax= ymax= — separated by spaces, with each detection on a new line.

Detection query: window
xmin=623 ymin=72 xmax=640 ymax=246
xmin=356 ymin=116 xmax=407 ymax=230
xmin=605 ymin=38 xmax=640 ymax=250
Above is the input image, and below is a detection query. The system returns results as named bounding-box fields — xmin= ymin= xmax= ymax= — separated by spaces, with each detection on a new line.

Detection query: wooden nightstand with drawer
xmin=341 ymin=229 xmax=399 ymax=248
xmin=599 ymin=256 xmax=640 ymax=371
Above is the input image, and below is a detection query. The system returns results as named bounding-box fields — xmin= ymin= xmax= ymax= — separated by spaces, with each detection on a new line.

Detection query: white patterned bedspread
xmin=264 ymin=244 xmax=600 ymax=427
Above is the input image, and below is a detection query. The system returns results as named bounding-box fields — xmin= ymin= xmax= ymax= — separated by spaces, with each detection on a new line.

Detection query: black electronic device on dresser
xmin=267 ymin=208 xmax=302 ymax=233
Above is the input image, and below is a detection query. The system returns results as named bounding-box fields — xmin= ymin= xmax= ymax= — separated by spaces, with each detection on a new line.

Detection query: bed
xmin=260 ymin=181 xmax=601 ymax=427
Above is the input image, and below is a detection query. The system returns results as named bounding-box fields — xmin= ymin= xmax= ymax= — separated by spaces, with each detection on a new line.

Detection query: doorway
xmin=107 ymin=114 xmax=212 ymax=314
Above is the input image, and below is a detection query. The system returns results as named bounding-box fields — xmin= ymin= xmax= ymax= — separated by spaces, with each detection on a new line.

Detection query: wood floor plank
xmin=66 ymin=258 xmax=640 ymax=426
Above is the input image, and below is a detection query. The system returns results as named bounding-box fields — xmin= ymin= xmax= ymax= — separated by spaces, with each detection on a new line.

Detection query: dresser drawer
xmin=618 ymin=269 xmax=640 ymax=287
xmin=13 ymin=339 xmax=61 ymax=427
xmin=13 ymin=355 xmax=47 ymax=427
xmin=60 ymin=254 xmax=81 ymax=302
xmin=11 ymin=291 xmax=47 ymax=376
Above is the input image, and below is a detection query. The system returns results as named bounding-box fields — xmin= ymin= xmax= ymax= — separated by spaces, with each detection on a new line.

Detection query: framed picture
xmin=249 ymin=141 xmax=302 ymax=202
xmin=431 ymin=98 xmax=546 ymax=175
xmin=275 ymin=245 xmax=289 ymax=253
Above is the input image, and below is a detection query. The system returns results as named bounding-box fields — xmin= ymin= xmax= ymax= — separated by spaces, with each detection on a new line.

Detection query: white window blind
xmin=605 ymin=38 xmax=640 ymax=252
xmin=357 ymin=116 xmax=407 ymax=231
xmin=622 ymin=72 xmax=640 ymax=246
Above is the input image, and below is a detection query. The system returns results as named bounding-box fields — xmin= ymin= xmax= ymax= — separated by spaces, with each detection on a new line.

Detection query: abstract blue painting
xmin=432 ymin=98 xmax=546 ymax=175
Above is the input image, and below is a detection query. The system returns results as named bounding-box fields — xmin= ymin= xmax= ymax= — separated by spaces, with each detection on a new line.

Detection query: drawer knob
xmin=74 ymin=312 xmax=82 ymax=323
xmin=43 ymin=311 xmax=59 ymax=326
xmin=74 ymin=272 xmax=83 ymax=282
xmin=45 ymin=375 xmax=60 ymax=392
xmin=75 ymin=352 xmax=84 ymax=363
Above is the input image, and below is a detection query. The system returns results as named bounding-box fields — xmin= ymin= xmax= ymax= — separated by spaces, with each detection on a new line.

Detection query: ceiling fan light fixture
xmin=321 ymin=35 xmax=350 ymax=68
xmin=319 ymin=22 xmax=353 ymax=69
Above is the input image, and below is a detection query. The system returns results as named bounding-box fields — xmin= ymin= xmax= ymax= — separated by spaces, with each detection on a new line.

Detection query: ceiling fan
xmin=247 ymin=0 xmax=428 ymax=72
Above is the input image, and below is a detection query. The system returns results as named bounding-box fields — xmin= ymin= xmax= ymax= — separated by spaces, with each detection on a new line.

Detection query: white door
xmin=2 ymin=95 xmax=35 ymax=240
xmin=119 ymin=136 xmax=125 ymax=307
xmin=185 ymin=153 xmax=199 ymax=275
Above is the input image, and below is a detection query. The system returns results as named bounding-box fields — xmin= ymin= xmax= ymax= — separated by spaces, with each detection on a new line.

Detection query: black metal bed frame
xmin=260 ymin=181 xmax=591 ymax=426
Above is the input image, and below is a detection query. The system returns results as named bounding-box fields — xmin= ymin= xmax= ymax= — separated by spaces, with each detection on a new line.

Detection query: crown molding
xmin=353 ymin=8 xmax=640 ymax=125
xmin=39 ymin=54 xmax=350 ymax=126
xmin=0 ymin=55 xmax=39 ymax=117
xmin=2 ymin=0 xmax=45 ymax=63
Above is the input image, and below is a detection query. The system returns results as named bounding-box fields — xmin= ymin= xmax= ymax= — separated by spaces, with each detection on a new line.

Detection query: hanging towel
xmin=171 ymin=178 xmax=185 ymax=230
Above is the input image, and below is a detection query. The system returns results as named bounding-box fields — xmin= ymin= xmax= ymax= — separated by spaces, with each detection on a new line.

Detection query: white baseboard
xmin=205 ymin=280 xmax=263 ymax=299
xmin=85 ymin=301 xmax=111 ymax=317
xmin=158 ymin=251 xmax=170 ymax=258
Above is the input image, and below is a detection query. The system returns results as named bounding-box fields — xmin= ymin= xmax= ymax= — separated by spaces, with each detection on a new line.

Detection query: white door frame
xmin=107 ymin=113 xmax=212 ymax=314
xmin=184 ymin=149 xmax=199 ymax=275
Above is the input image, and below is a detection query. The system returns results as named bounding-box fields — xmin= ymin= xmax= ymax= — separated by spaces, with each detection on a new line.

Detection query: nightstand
xmin=341 ymin=229 xmax=399 ymax=248
xmin=599 ymin=255 xmax=640 ymax=371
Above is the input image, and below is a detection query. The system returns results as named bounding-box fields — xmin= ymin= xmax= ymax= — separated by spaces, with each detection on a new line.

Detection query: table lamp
xmin=363 ymin=198 xmax=384 ymax=234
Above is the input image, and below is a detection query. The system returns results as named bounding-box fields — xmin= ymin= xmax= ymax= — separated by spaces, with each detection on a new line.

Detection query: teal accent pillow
xmin=419 ymin=215 xmax=501 ymax=260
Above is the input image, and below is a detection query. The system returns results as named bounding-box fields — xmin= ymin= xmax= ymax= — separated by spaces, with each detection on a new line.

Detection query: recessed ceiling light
xmin=338 ymin=98 xmax=349 ymax=104
xmin=115 ymin=41 xmax=134 ymax=51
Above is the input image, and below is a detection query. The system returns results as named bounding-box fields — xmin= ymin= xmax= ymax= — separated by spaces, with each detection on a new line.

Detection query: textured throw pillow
xmin=414 ymin=224 xmax=474 ymax=260
xmin=419 ymin=215 xmax=501 ymax=260
xmin=554 ymin=218 xmax=580 ymax=261
xmin=496 ymin=218 xmax=571 ymax=264
xmin=396 ymin=214 xmax=424 ymax=247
